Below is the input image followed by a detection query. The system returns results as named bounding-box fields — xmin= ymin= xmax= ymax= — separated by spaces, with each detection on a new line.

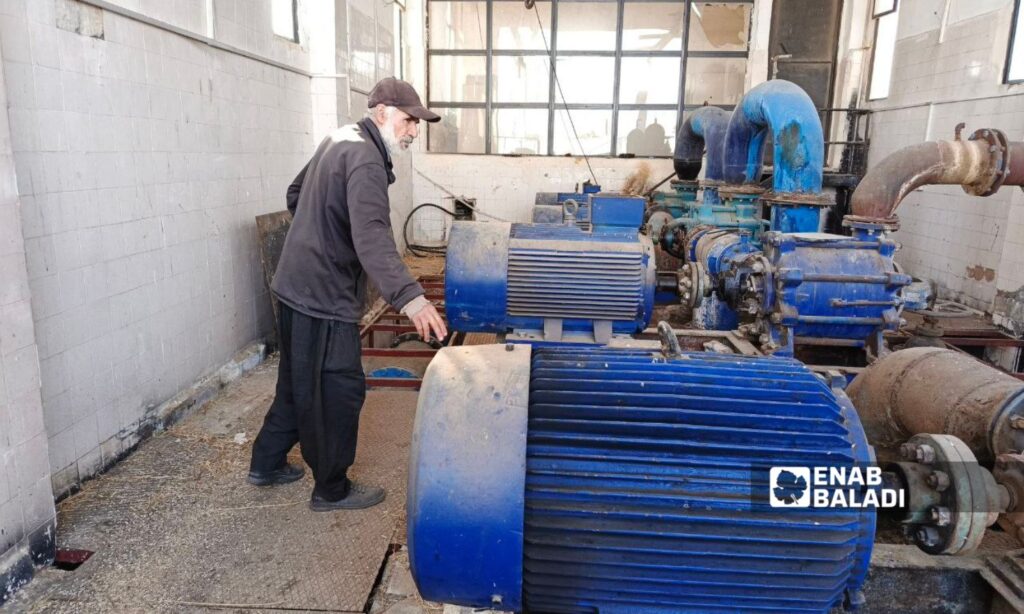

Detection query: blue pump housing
xmin=447 ymin=196 xmax=656 ymax=342
xmin=760 ymin=228 xmax=911 ymax=354
xmin=682 ymin=223 xmax=910 ymax=354
xmin=409 ymin=345 xmax=876 ymax=613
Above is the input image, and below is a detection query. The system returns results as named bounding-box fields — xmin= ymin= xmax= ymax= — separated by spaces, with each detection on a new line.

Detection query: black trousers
xmin=250 ymin=303 xmax=366 ymax=501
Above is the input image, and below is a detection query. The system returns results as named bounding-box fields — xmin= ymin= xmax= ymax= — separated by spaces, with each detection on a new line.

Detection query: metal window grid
xmin=426 ymin=0 xmax=754 ymax=156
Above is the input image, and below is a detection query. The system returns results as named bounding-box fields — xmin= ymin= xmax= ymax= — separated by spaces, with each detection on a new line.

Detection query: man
xmin=248 ymin=77 xmax=448 ymax=511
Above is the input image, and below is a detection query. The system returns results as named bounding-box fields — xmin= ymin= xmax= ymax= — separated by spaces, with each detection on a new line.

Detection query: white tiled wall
xmin=0 ymin=40 xmax=55 ymax=599
xmin=409 ymin=153 xmax=675 ymax=242
xmin=865 ymin=0 xmax=1024 ymax=318
xmin=0 ymin=0 xmax=317 ymax=497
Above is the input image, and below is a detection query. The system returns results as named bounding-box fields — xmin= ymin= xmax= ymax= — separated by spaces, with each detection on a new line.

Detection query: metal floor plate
xmin=16 ymin=359 xmax=417 ymax=613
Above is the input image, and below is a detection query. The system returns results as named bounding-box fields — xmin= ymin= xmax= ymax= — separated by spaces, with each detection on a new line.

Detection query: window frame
xmin=1005 ymin=0 xmax=1024 ymax=85
xmin=426 ymin=0 xmax=755 ymax=156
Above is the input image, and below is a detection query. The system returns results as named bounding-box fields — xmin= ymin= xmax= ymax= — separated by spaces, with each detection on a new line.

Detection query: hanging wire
xmin=530 ymin=1 xmax=599 ymax=185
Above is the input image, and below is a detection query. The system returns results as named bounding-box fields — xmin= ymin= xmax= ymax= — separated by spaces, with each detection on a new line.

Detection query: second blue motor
xmin=446 ymin=194 xmax=657 ymax=344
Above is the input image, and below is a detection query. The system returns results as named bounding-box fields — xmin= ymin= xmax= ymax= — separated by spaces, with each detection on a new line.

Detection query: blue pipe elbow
xmin=674 ymin=106 xmax=731 ymax=181
xmin=723 ymin=79 xmax=824 ymax=194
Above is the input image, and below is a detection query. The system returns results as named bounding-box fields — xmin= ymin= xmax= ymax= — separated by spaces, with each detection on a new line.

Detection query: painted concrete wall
xmin=861 ymin=0 xmax=1024 ymax=333
xmin=410 ymin=155 xmax=675 ymax=241
xmin=0 ymin=43 xmax=56 ymax=606
xmin=0 ymin=0 xmax=315 ymax=498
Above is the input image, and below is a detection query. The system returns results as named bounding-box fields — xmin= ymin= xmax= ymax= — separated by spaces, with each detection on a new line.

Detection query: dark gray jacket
xmin=271 ymin=118 xmax=424 ymax=322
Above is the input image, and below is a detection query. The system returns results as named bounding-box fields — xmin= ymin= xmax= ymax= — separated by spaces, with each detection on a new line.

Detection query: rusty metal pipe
xmin=846 ymin=347 xmax=1024 ymax=463
xmin=849 ymin=127 xmax=1024 ymax=221
xmin=1007 ymin=142 xmax=1024 ymax=186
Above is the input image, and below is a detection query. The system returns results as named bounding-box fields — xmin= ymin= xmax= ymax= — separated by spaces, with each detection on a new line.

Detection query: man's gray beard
xmin=380 ymin=121 xmax=403 ymax=156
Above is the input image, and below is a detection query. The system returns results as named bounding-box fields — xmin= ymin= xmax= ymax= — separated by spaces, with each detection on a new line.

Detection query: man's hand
xmin=408 ymin=302 xmax=448 ymax=342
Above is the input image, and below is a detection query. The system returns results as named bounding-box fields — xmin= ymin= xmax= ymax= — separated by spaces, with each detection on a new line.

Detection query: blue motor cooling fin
xmin=523 ymin=347 xmax=876 ymax=613
xmin=408 ymin=345 xmax=876 ymax=614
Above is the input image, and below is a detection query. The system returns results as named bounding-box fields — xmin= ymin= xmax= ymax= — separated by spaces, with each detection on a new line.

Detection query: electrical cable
xmin=403 ymin=203 xmax=457 ymax=258
xmin=412 ymin=168 xmax=512 ymax=223
xmin=529 ymin=3 xmax=599 ymax=186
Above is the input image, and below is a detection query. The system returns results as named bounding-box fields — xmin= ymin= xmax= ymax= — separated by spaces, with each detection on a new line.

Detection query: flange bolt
xmin=916 ymin=444 xmax=936 ymax=464
xmin=927 ymin=471 xmax=950 ymax=492
xmin=930 ymin=506 xmax=952 ymax=527
xmin=916 ymin=526 xmax=940 ymax=548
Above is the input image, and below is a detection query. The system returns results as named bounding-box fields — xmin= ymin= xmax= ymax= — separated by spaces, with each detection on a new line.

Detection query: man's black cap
xmin=368 ymin=77 xmax=441 ymax=123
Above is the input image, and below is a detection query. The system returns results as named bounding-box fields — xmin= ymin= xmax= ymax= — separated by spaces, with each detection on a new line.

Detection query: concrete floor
xmin=8 ymin=357 xmax=445 ymax=613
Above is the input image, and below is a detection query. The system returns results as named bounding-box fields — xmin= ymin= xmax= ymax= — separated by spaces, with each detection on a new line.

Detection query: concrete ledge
xmin=52 ymin=342 xmax=269 ymax=501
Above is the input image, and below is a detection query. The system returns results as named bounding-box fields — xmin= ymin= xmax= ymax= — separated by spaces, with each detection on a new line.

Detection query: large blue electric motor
xmin=409 ymin=344 xmax=876 ymax=613
xmin=446 ymin=195 xmax=657 ymax=343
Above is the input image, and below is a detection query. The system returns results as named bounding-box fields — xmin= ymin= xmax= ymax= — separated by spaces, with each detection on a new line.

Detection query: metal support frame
xmin=360 ymin=275 xmax=464 ymax=390
xmin=426 ymin=0 xmax=754 ymax=156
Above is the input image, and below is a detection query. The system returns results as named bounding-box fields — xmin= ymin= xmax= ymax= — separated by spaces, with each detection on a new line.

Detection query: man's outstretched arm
xmin=346 ymin=163 xmax=447 ymax=341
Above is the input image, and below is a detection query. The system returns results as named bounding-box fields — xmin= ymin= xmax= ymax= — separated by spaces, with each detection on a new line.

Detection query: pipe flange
xmin=717 ymin=184 xmax=767 ymax=198
xmin=896 ymin=434 xmax=1001 ymax=555
xmin=965 ymin=128 xmax=1010 ymax=197
xmin=678 ymin=262 xmax=709 ymax=309
xmin=762 ymin=191 xmax=835 ymax=207
xmin=842 ymin=214 xmax=900 ymax=232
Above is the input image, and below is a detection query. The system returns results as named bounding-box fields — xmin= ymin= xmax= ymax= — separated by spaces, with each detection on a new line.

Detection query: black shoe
xmin=248 ymin=463 xmax=305 ymax=486
xmin=309 ymin=482 xmax=386 ymax=511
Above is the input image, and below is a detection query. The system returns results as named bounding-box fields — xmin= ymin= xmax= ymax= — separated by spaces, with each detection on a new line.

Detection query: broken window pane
xmin=623 ymin=2 xmax=684 ymax=51
xmin=688 ymin=3 xmax=750 ymax=52
xmin=685 ymin=57 xmax=746 ymax=105
xmin=554 ymin=56 xmax=615 ymax=103
xmin=553 ymin=109 xmax=612 ymax=156
xmin=493 ymin=2 xmax=552 ymax=50
xmin=491 ymin=109 xmax=549 ymax=154
xmin=429 ymin=108 xmax=487 ymax=153
xmin=617 ymin=110 xmax=677 ymax=156
xmin=620 ymin=57 xmax=681 ymax=105
xmin=556 ymin=2 xmax=617 ymax=51
xmin=492 ymin=56 xmax=550 ymax=103
xmin=429 ymin=55 xmax=487 ymax=103
xmin=429 ymin=2 xmax=487 ymax=50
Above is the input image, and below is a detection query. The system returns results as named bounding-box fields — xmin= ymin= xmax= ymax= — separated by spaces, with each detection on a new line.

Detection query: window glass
xmin=376 ymin=14 xmax=395 ymax=77
xmin=429 ymin=56 xmax=487 ymax=102
xmin=493 ymin=2 xmax=551 ymax=50
xmin=685 ymin=57 xmax=746 ymax=105
xmin=271 ymin=0 xmax=296 ymax=40
xmin=623 ymin=2 xmax=684 ymax=51
xmin=868 ymin=5 xmax=900 ymax=99
xmin=555 ymin=2 xmax=618 ymax=51
xmin=430 ymin=109 xmax=487 ymax=153
xmin=688 ymin=3 xmax=750 ymax=52
xmin=553 ymin=109 xmax=612 ymax=156
xmin=617 ymin=110 xmax=677 ymax=156
xmin=1006 ymin=0 xmax=1023 ymax=82
xmin=491 ymin=109 xmax=549 ymax=154
xmin=554 ymin=56 xmax=615 ymax=104
xmin=620 ymin=57 xmax=681 ymax=105
xmin=429 ymin=2 xmax=487 ymax=49
xmin=350 ymin=7 xmax=377 ymax=92
xmin=492 ymin=56 xmax=550 ymax=102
